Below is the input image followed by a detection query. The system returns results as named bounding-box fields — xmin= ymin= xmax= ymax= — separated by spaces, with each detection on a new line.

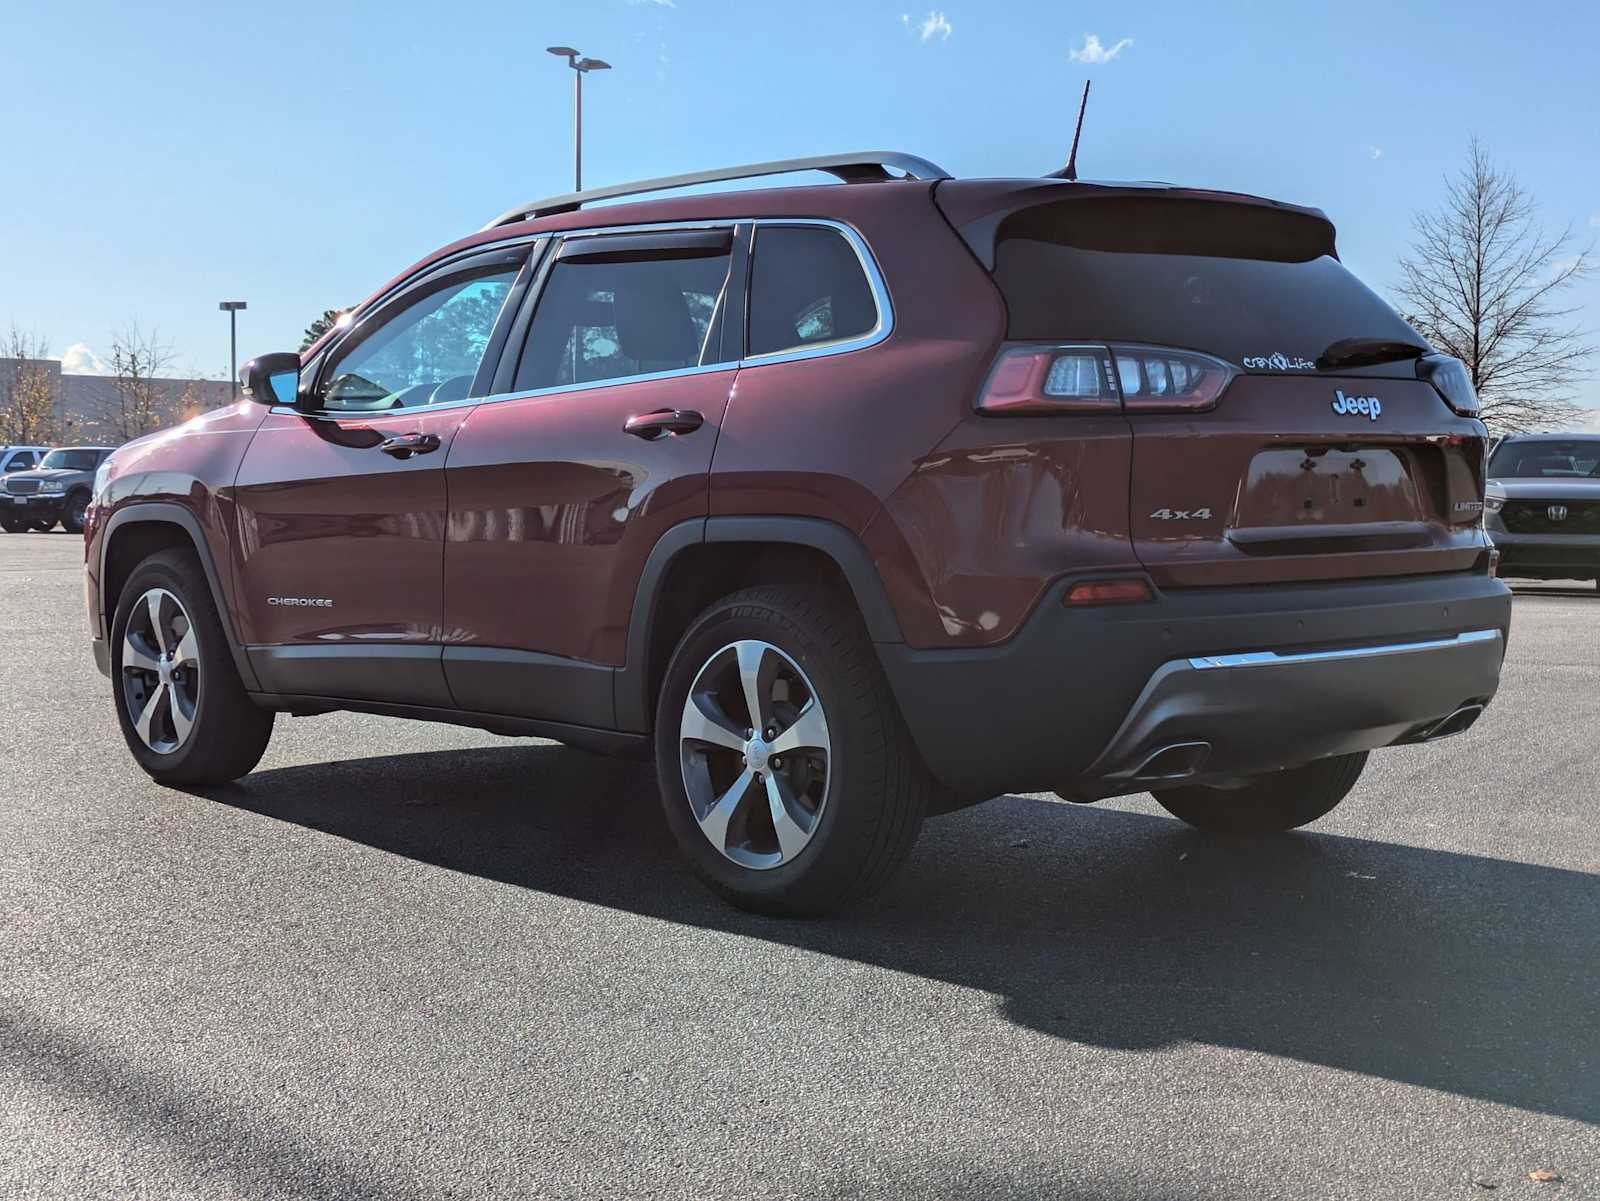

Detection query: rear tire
xmin=110 ymin=548 xmax=274 ymax=786
xmin=655 ymin=584 xmax=929 ymax=917
xmin=1152 ymin=752 xmax=1367 ymax=833
xmin=28 ymin=519 xmax=54 ymax=532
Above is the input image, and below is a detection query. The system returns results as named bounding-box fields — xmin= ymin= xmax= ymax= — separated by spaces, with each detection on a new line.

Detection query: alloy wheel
xmin=121 ymin=588 xmax=201 ymax=755
xmin=679 ymin=640 xmax=832 ymax=869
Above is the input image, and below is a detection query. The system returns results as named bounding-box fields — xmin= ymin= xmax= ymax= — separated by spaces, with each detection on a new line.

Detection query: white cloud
xmin=1369 ymin=145 xmax=1384 ymax=160
xmin=900 ymin=10 xmax=952 ymax=42
xmin=59 ymin=342 xmax=109 ymax=375
xmin=626 ymin=0 xmax=675 ymax=7
xmin=1579 ymin=407 xmax=1600 ymax=433
xmin=1069 ymin=32 xmax=1132 ymax=64
xmin=1589 ymin=212 xmax=1600 ymax=229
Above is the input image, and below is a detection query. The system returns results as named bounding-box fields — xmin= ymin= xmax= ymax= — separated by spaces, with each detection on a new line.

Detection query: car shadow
xmin=208 ymin=743 xmax=1599 ymax=1126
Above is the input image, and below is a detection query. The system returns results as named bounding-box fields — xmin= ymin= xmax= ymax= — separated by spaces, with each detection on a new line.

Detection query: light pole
xmin=219 ymin=301 xmax=246 ymax=399
xmin=546 ymin=46 xmax=611 ymax=191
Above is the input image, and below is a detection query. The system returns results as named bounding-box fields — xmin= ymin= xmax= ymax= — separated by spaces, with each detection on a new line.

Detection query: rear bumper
xmin=879 ymin=570 xmax=1512 ymax=800
xmin=1488 ymin=530 xmax=1600 ymax=579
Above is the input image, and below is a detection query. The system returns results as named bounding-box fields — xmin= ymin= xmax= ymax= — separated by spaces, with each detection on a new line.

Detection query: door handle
xmin=623 ymin=408 xmax=705 ymax=440
xmin=378 ymin=432 xmax=442 ymax=459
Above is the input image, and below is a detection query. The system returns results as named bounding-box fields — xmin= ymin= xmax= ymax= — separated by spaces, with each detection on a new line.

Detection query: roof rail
xmin=480 ymin=150 xmax=951 ymax=231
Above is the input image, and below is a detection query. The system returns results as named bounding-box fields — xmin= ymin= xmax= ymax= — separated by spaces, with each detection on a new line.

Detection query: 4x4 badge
xmin=1331 ymin=390 xmax=1383 ymax=421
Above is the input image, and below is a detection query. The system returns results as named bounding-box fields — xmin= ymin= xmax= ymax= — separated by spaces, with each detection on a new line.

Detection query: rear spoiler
xmin=934 ymin=178 xmax=1339 ymax=270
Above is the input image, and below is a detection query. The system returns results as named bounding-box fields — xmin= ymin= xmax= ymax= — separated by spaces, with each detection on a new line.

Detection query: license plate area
xmin=1235 ymin=447 xmax=1422 ymax=528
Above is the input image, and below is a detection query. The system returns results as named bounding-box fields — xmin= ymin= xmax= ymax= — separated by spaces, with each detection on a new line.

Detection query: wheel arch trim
xmin=99 ymin=502 xmax=262 ymax=692
xmin=614 ymin=515 xmax=905 ymax=732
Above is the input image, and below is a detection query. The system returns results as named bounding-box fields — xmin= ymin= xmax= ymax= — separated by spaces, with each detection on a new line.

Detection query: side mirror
xmin=239 ymin=352 xmax=302 ymax=406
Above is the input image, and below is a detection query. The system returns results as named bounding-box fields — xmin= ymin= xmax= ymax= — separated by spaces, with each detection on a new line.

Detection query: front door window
xmin=319 ymin=267 xmax=519 ymax=412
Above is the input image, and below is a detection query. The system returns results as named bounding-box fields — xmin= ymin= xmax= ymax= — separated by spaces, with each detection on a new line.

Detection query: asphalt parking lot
xmin=2 ymin=530 xmax=1596 ymax=1200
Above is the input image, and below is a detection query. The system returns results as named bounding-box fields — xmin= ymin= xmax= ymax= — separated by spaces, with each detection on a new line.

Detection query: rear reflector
xmin=1487 ymin=546 xmax=1501 ymax=578
xmin=978 ymin=343 xmax=1235 ymax=415
xmin=1064 ymin=577 xmax=1154 ymax=605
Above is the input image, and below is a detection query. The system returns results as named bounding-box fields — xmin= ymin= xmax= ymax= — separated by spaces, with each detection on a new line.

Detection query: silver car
xmin=1485 ymin=433 xmax=1600 ymax=587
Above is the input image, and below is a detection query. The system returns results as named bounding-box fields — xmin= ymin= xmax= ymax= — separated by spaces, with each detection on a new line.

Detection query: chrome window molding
xmin=737 ymin=219 xmax=893 ymax=366
xmin=274 ymin=217 xmax=892 ymax=420
xmin=1187 ymin=628 xmax=1501 ymax=671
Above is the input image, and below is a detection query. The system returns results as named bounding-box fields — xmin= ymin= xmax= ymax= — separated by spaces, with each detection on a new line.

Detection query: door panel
xmin=232 ymin=406 xmax=472 ymax=704
xmin=442 ymin=370 xmax=735 ymax=723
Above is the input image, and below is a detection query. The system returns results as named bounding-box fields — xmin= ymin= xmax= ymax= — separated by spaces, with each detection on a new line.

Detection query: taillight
xmin=977 ymin=345 xmax=1120 ymax=414
xmin=977 ymin=343 xmax=1235 ymax=415
xmin=1109 ymin=345 xmax=1235 ymax=412
xmin=1416 ymin=352 xmax=1480 ymax=418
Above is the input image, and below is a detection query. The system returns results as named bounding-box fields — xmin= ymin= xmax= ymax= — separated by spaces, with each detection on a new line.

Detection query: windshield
xmin=39 ymin=449 xmax=102 ymax=471
xmin=1488 ymin=440 xmax=1600 ymax=479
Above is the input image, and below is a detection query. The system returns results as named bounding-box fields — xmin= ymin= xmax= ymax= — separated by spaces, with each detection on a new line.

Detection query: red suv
xmin=85 ymin=152 xmax=1511 ymax=915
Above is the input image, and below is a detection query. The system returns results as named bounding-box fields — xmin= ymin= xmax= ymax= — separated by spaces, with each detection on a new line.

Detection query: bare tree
xmin=1395 ymin=139 xmax=1593 ymax=432
xmin=103 ymin=321 xmax=179 ymax=441
xmin=0 ymin=325 xmax=61 ymax=444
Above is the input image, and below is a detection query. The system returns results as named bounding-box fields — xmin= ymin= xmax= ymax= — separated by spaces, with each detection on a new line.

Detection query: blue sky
xmin=2 ymin=0 xmax=1597 ymax=415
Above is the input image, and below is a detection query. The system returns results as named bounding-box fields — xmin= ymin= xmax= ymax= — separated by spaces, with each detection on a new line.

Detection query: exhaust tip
xmin=1130 ymin=741 xmax=1212 ymax=782
xmin=1426 ymin=703 xmax=1485 ymax=741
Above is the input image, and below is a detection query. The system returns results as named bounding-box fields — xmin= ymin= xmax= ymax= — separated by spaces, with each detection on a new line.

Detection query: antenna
xmin=1061 ymin=80 xmax=1092 ymax=181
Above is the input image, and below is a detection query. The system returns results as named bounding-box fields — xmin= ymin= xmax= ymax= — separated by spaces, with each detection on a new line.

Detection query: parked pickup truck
xmin=1 ymin=447 xmax=116 ymax=534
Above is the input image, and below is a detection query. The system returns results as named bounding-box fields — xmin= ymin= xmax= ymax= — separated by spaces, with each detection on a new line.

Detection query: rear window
xmin=992 ymin=198 xmax=1419 ymax=369
xmin=1489 ymin=440 xmax=1600 ymax=478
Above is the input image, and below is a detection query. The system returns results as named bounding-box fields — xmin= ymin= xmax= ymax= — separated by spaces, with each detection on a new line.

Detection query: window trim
xmin=503 ymin=224 xmax=742 ymax=395
xmin=274 ymin=217 xmax=891 ymax=420
xmin=740 ymin=221 xmax=891 ymax=365
xmin=271 ymin=236 xmax=544 ymax=419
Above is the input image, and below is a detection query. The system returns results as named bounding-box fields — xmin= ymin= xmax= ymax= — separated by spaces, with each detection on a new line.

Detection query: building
xmin=0 ymin=357 xmax=233 ymax=446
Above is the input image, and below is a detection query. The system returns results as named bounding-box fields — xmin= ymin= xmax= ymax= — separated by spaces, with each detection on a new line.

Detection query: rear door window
xmin=991 ymin=197 xmax=1419 ymax=370
xmin=513 ymin=241 xmax=732 ymax=391
xmin=746 ymin=226 xmax=878 ymax=357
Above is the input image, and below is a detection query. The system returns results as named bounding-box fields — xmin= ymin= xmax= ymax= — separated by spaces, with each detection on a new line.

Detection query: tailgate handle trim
xmin=1227 ymin=520 xmax=1433 ymax=552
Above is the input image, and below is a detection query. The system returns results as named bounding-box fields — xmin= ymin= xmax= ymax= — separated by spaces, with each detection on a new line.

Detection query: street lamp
xmin=218 ymin=301 xmax=247 ymax=400
xmin=546 ymin=46 xmax=611 ymax=191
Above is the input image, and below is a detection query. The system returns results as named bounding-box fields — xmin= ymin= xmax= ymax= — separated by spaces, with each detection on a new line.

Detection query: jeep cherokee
xmin=84 ymin=152 xmax=1511 ymax=915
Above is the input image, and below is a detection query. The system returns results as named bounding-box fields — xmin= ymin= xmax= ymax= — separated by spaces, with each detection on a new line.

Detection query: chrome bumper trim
xmin=1188 ymin=629 xmax=1501 ymax=671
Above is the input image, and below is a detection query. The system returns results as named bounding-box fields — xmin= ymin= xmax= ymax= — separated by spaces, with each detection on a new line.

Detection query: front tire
xmin=61 ymin=491 xmax=90 ymax=535
xmin=655 ymin=585 xmax=929 ymax=917
xmin=0 ymin=515 xmax=24 ymax=533
xmin=110 ymin=548 xmax=274 ymax=786
xmin=1153 ymin=752 xmax=1367 ymax=833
